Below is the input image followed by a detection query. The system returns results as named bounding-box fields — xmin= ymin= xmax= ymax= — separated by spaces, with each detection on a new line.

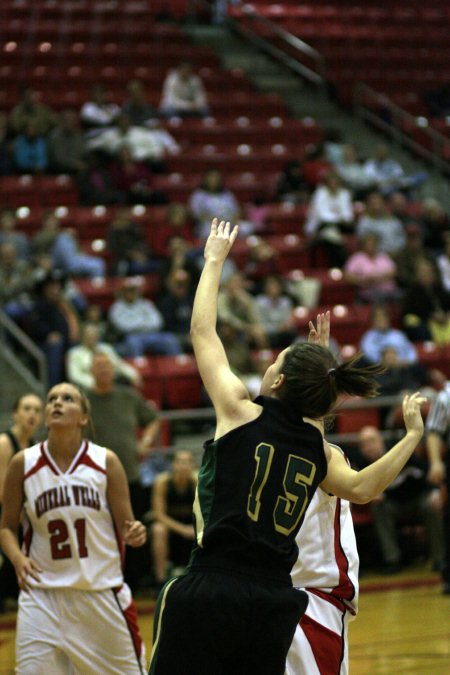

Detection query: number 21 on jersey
xmin=247 ymin=442 xmax=316 ymax=536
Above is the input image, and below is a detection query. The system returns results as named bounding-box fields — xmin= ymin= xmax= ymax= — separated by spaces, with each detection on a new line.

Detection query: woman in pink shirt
xmin=344 ymin=232 xmax=401 ymax=304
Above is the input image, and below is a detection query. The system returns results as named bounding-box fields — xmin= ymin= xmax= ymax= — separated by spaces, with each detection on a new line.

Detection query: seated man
xmin=151 ymin=450 xmax=198 ymax=588
xmin=353 ymin=426 xmax=445 ymax=574
xmin=66 ymin=322 xmax=141 ymax=390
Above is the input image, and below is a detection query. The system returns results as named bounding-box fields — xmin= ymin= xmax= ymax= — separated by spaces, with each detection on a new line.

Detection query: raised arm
xmin=190 ymin=218 xmax=252 ymax=420
xmin=321 ymin=392 xmax=426 ymax=503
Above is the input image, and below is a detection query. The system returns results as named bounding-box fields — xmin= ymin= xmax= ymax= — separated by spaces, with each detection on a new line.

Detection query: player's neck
xmin=47 ymin=430 xmax=84 ymax=462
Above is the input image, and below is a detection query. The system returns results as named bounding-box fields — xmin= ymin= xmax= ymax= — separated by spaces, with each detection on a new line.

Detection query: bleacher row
xmin=127 ymin=337 xmax=450 ymax=417
xmin=230 ymin=0 xmax=450 ymax=151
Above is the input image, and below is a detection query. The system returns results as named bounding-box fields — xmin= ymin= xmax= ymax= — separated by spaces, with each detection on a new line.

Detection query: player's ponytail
xmin=279 ymin=343 xmax=383 ymax=419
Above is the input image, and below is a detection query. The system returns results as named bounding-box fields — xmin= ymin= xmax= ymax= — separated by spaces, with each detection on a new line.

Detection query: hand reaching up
xmin=308 ymin=311 xmax=331 ymax=348
xmin=204 ymin=218 xmax=239 ymax=263
xmin=402 ymin=392 xmax=427 ymax=438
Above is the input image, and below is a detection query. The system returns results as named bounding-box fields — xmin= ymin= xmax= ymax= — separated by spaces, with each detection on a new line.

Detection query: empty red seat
xmin=153 ymin=354 xmax=203 ymax=409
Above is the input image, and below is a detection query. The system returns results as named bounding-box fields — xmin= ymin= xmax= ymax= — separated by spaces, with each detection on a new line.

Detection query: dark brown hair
xmin=279 ymin=343 xmax=383 ymax=419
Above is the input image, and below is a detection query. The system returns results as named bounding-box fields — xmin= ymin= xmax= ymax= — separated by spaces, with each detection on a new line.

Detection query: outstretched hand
xmin=308 ymin=311 xmax=330 ymax=348
xmin=204 ymin=218 xmax=239 ymax=263
xmin=402 ymin=392 xmax=427 ymax=437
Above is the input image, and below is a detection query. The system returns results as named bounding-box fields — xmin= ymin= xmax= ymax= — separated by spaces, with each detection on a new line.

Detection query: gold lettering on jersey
xmin=71 ymin=485 xmax=101 ymax=511
xmin=35 ymin=486 xmax=71 ymax=518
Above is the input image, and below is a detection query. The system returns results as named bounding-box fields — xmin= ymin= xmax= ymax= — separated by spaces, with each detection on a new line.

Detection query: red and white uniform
xmin=17 ymin=440 xmax=146 ymax=675
xmin=286 ymin=445 xmax=359 ymax=675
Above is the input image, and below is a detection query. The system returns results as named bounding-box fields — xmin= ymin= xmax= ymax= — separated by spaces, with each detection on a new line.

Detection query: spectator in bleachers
xmin=158 ymin=268 xmax=195 ymax=353
xmin=304 ymin=170 xmax=354 ymax=267
xmin=376 ymin=346 xmax=427 ymax=401
xmin=10 ymin=86 xmax=57 ymax=137
xmin=0 ymin=112 xmax=13 ymax=176
xmin=13 ymin=121 xmax=49 ymax=174
xmin=31 ymin=210 xmax=104 ymax=282
xmin=387 ymin=191 xmax=412 ymax=225
xmin=302 ymin=143 xmax=333 ymax=190
xmin=122 ymin=79 xmax=159 ymax=127
xmin=106 ymin=207 xmax=159 ymax=276
xmin=254 ymin=274 xmax=298 ymax=348
xmin=159 ymin=61 xmax=210 ymax=119
xmin=244 ymin=193 xmax=270 ymax=234
xmin=83 ymin=303 xmax=108 ymax=340
xmin=153 ymin=203 xmax=196 ymax=258
xmin=51 ymin=224 xmax=106 ymax=279
xmin=356 ymin=191 xmax=406 ymax=256
xmin=151 ymin=450 xmax=197 ymax=589
xmin=66 ymin=322 xmax=141 ymax=390
xmin=363 ymin=144 xmax=427 ymax=198
xmin=47 ymin=109 xmax=87 ymax=175
xmin=0 ymin=208 xmax=30 ymax=261
xmin=241 ymin=237 xmax=278 ymax=293
xmin=31 ymin=209 xmax=60 ymax=258
xmin=360 ymin=305 xmax=417 ymax=365
xmin=274 ymin=159 xmax=310 ymax=204
xmin=402 ymin=258 xmax=450 ymax=344
xmin=217 ymin=272 xmax=268 ymax=349
xmin=87 ymin=114 xmax=180 ymax=170
xmin=322 ymin=127 xmax=346 ymax=166
xmin=27 ymin=269 xmax=80 ymax=386
xmin=86 ymin=352 xmax=159 ymax=591
xmin=108 ymin=277 xmax=183 ymax=358
xmin=80 ymin=84 xmax=121 ymax=131
xmin=437 ymin=235 xmax=450 ymax=293
xmin=158 ymin=235 xmax=202 ymax=289
xmin=354 ymin=425 xmax=444 ymax=574
xmin=110 ymin=145 xmax=168 ymax=205
xmin=335 ymin=144 xmax=376 ymax=200
xmin=343 ymin=232 xmax=401 ymax=305
xmin=189 ymin=168 xmax=241 ymax=239
xmin=0 ymin=242 xmax=34 ymax=322
xmin=418 ymin=197 xmax=450 ymax=255
xmin=394 ymin=222 xmax=436 ymax=290
xmin=77 ymin=151 xmax=127 ymax=206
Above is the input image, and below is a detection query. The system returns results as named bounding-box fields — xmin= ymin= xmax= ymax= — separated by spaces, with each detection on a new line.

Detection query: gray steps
xmin=186 ymin=23 xmax=449 ymax=205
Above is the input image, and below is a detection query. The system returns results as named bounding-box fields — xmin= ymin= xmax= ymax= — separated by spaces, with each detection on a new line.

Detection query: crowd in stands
xmin=0 ymin=58 xmax=449 ymax=399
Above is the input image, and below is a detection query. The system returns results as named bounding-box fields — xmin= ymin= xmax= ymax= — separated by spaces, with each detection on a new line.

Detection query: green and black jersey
xmin=189 ymin=395 xmax=328 ymax=584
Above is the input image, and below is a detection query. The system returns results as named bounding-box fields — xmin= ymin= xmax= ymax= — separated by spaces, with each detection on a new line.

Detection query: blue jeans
xmin=120 ymin=332 xmax=182 ymax=357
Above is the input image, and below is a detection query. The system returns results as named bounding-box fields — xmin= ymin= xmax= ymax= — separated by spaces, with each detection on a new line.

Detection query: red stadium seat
xmin=153 ymin=354 xmax=203 ymax=410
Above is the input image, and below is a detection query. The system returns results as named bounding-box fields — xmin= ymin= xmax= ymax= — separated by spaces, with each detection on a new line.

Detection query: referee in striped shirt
xmin=426 ymin=380 xmax=450 ymax=595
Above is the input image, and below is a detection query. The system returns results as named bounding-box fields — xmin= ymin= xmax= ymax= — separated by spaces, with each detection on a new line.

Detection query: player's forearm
xmin=426 ymin=432 xmax=443 ymax=464
xmin=0 ymin=528 xmax=23 ymax=566
xmin=190 ymin=259 xmax=224 ymax=337
xmin=351 ymin=430 xmax=422 ymax=503
xmin=155 ymin=512 xmax=189 ymax=536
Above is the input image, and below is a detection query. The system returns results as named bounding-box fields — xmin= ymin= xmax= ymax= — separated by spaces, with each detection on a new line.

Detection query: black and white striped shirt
xmin=426 ymin=382 xmax=450 ymax=446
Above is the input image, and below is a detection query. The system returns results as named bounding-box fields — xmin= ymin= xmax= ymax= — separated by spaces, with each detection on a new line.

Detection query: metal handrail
xmin=0 ymin=309 xmax=48 ymax=394
xmin=354 ymin=84 xmax=450 ymax=175
xmin=151 ymin=391 xmax=432 ymax=451
xmin=190 ymin=0 xmax=326 ymax=86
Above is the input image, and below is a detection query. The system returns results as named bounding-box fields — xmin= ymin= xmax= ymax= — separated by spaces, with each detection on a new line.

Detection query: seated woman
xmin=111 ymin=145 xmax=168 ymax=205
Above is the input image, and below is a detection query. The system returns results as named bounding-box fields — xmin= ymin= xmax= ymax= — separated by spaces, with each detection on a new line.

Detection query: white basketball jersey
xmin=22 ymin=440 xmax=123 ymax=591
xmin=291 ymin=446 xmax=359 ymax=614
